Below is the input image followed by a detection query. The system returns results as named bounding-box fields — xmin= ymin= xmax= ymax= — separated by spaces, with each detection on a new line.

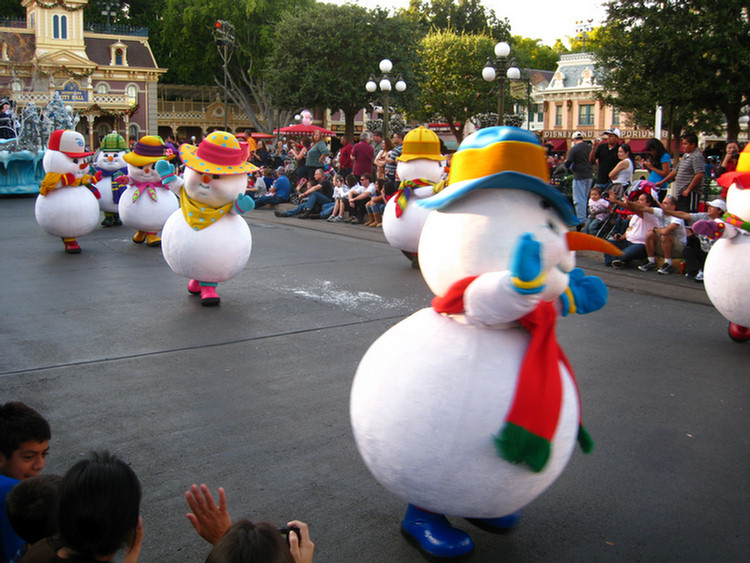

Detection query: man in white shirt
xmin=636 ymin=196 xmax=687 ymax=274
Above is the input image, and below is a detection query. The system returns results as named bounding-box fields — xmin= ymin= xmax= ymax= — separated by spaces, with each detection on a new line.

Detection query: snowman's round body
xmin=35 ymin=150 xmax=99 ymax=237
xmin=118 ymin=163 xmax=178 ymax=232
xmin=351 ymin=189 xmax=579 ymax=517
xmin=382 ymin=159 xmax=444 ymax=253
xmin=94 ymin=150 xmax=127 ymax=213
xmin=703 ymin=185 xmax=750 ymax=327
xmin=161 ymin=167 xmax=251 ymax=282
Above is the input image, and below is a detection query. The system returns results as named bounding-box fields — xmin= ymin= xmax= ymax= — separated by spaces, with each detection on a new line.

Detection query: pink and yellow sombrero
xmin=180 ymin=131 xmax=257 ymax=175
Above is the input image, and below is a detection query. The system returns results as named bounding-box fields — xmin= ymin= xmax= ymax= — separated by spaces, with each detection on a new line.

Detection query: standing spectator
xmin=305 ymin=130 xmax=329 ymax=176
xmin=271 ymin=140 xmax=287 ymax=169
xmin=338 ymin=135 xmax=353 ymax=178
xmin=717 ymin=140 xmax=741 ymax=199
xmin=290 ymin=138 xmax=310 ymax=182
xmin=607 ymin=143 xmax=635 ymax=199
xmin=655 ymin=132 xmax=705 ymax=212
xmin=371 ymin=130 xmax=384 ymax=155
xmin=254 ymin=167 xmax=292 ymax=208
xmin=564 ymin=131 xmax=593 ymax=223
xmin=385 ymin=131 xmax=403 ymax=185
xmin=590 ymin=128 xmax=621 ymax=193
xmin=351 ymin=132 xmax=375 ymax=178
xmin=643 ymin=138 xmax=672 ymax=199
xmin=374 ymin=138 xmax=393 ymax=180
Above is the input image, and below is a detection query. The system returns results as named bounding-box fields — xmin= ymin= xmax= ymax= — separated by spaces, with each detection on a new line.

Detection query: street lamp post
xmin=575 ymin=19 xmax=594 ymax=52
xmin=213 ymin=20 xmax=235 ymax=132
xmin=365 ymin=59 xmax=406 ymax=141
xmin=482 ymin=42 xmax=520 ymax=126
xmin=100 ymin=0 xmax=118 ymax=32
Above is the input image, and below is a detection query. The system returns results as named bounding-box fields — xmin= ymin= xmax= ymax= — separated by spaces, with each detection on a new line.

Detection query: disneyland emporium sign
xmin=56 ymin=83 xmax=88 ymax=103
xmin=543 ymin=129 xmax=655 ymax=139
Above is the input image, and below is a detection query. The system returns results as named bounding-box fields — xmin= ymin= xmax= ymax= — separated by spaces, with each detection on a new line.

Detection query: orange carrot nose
xmin=107 ymin=155 xmax=114 ymax=162
xmin=79 ymin=162 xmax=87 ymax=170
xmin=202 ymin=174 xmax=211 ymax=184
xmin=144 ymin=167 xmax=150 ymax=174
xmin=566 ymin=230 xmax=623 ymax=256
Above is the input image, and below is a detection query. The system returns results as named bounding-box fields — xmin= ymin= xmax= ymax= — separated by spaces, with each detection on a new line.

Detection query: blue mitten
xmin=509 ymin=233 xmax=546 ymax=295
xmin=233 ymin=193 xmax=255 ymax=214
xmin=560 ymin=268 xmax=608 ymax=316
xmin=155 ymin=159 xmax=177 ymax=184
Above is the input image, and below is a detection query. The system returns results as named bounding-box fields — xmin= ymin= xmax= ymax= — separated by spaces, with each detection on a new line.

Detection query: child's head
xmin=375 ymin=178 xmax=386 ymax=193
xmin=0 ymin=402 xmax=51 ymax=480
xmin=206 ymin=520 xmax=294 ymax=563
xmin=334 ymin=174 xmax=343 ymax=185
xmin=57 ymin=451 xmax=141 ymax=558
xmin=590 ymin=186 xmax=602 ymax=201
xmin=6 ymin=474 xmax=62 ymax=544
xmin=345 ymin=174 xmax=358 ymax=188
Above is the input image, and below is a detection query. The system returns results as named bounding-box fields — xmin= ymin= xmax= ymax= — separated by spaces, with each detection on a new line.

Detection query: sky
xmin=325 ymin=0 xmax=608 ymax=47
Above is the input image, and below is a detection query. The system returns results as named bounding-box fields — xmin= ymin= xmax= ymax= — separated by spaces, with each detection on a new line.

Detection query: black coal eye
xmin=539 ymin=200 xmax=551 ymax=210
xmin=213 ymin=175 xmax=221 ymax=180
xmin=547 ymin=219 xmax=559 ymax=234
xmin=72 ymin=158 xmax=79 ymax=164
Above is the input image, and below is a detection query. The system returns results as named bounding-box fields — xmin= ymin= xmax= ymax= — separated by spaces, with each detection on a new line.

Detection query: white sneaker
xmin=695 ymin=270 xmax=704 ymax=282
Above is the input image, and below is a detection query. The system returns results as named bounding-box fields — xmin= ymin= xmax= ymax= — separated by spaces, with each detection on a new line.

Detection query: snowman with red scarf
xmin=693 ymin=144 xmax=750 ymax=342
xmin=351 ymin=127 xmax=622 ymax=561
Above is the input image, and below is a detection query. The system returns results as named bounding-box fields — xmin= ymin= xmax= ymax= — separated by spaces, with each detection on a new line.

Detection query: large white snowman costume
xmin=693 ymin=144 xmax=750 ymax=342
xmin=35 ymin=130 xmax=98 ymax=254
xmin=92 ymin=132 xmax=129 ymax=227
xmin=382 ymin=127 xmax=445 ymax=266
xmin=158 ymin=131 xmax=257 ymax=306
xmin=118 ymin=135 xmax=179 ymax=247
xmin=351 ymin=127 xmax=621 ymax=560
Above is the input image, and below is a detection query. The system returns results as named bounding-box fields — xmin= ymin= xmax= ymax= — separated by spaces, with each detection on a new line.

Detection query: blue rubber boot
xmin=466 ymin=510 xmax=522 ymax=534
xmin=401 ymin=504 xmax=474 ymax=561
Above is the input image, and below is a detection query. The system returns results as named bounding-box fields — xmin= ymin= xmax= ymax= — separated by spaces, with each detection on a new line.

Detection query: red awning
xmin=545 ymin=139 xmax=567 ymax=152
xmin=627 ymin=139 xmax=649 ymax=154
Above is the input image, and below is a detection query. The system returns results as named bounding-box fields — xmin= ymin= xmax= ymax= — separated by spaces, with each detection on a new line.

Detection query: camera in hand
xmin=278 ymin=525 xmax=301 ymax=546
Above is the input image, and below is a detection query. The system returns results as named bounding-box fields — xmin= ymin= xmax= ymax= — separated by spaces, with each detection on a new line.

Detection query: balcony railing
xmin=84 ymin=23 xmax=149 ymax=37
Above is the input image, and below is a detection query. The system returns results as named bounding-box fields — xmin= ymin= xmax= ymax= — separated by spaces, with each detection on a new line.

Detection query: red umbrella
xmin=274 ymin=123 xmax=337 ymax=136
xmin=251 ymin=132 xmax=275 ymax=139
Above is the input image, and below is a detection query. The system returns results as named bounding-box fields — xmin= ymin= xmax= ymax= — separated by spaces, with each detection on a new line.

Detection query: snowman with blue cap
xmin=350 ymin=127 xmax=622 ymax=560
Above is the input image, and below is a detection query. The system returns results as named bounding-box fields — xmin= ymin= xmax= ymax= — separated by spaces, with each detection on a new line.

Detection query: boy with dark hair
xmin=5 ymin=475 xmax=61 ymax=561
xmin=0 ymin=402 xmax=51 ymax=563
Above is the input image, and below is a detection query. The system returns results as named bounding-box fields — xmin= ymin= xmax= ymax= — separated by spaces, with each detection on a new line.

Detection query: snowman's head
xmin=95 ymin=149 xmax=128 ymax=172
xmin=726 ymin=184 xmax=750 ymax=221
xmin=397 ymin=159 xmax=444 ymax=184
xmin=43 ymin=130 xmax=93 ymax=178
xmin=123 ymin=135 xmax=175 ymax=183
xmin=396 ymin=127 xmax=445 ymax=184
xmin=182 ymin=167 xmax=247 ymax=206
xmin=179 ymin=131 xmax=256 ymax=206
xmin=126 ymin=161 xmax=162 ymax=183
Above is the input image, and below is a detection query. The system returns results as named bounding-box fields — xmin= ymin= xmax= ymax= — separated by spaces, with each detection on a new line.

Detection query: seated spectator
xmin=604 ymin=191 xmax=659 ymax=269
xmin=364 ymin=179 xmax=390 ymax=227
xmin=326 ymin=175 xmax=350 ymax=223
xmin=274 ymin=168 xmax=333 ymax=219
xmin=185 ymin=484 xmax=313 ymax=563
xmin=346 ymin=173 xmax=375 ymax=224
xmin=1 ymin=402 xmax=51 ymax=563
xmin=21 ymin=451 xmax=142 ymax=563
xmin=271 ymin=140 xmax=287 ymax=169
xmin=6 ymin=474 xmax=61 ymax=562
xmin=254 ymin=168 xmax=292 ymax=208
xmin=660 ymin=198 xmax=726 ymax=281
xmin=635 ymin=195 xmax=687 ymax=274
xmin=581 ymin=186 xmax=609 ymax=234
xmin=245 ymin=169 xmax=267 ymax=199
xmin=251 ymin=140 xmax=271 ymax=168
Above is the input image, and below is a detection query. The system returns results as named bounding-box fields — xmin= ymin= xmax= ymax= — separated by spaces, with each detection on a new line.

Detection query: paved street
xmin=1 ymin=195 xmax=748 ymax=563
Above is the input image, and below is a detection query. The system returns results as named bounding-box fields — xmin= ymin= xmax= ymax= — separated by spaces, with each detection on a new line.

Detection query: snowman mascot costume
xmin=117 ymin=135 xmax=179 ymax=247
xmin=92 ymin=132 xmax=129 ymax=227
xmin=351 ymin=127 xmax=622 ymax=560
xmin=692 ymin=144 xmax=750 ymax=342
xmin=35 ymin=129 xmax=99 ymax=254
xmin=157 ymin=131 xmax=257 ymax=306
xmin=382 ymin=126 xmax=445 ymax=267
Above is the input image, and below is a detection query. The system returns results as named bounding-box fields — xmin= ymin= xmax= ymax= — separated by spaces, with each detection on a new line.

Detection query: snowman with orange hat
xmin=382 ymin=126 xmax=445 ymax=267
xmin=117 ymin=135 xmax=179 ymax=247
xmin=692 ymin=144 xmax=750 ymax=342
xmin=351 ymin=127 xmax=622 ymax=561
xmin=157 ymin=131 xmax=256 ymax=306
xmin=35 ymin=129 xmax=99 ymax=254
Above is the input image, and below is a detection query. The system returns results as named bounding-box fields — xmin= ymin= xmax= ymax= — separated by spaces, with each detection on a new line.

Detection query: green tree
xmin=403 ymin=0 xmax=510 ymax=41
xmin=510 ymin=36 xmax=560 ymax=71
xmin=265 ymin=3 xmax=421 ymax=140
xmin=596 ymin=0 xmax=750 ymax=144
xmin=0 ymin=0 xmax=25 ymax=19
xmin=413 ymin=29 xmax=494 ymax=143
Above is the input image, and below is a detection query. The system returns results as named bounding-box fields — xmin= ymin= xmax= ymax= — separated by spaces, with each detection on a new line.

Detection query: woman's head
xmin=726 ymin=141 xmax=740 ymax=157
xmin=312 ymin=130 xmax=321 ymax=142
xmin=206 ymin=520 xmax=294 ymax=563
xmin=645 ymin=138 xmax=666 ymax=163
xmin=617 ymin=143 xmax=632 ymax=160
xmin=57 ymin=451 xmax=141 ymax=561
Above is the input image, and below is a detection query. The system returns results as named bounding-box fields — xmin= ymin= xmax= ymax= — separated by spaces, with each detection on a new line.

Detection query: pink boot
xmin=187 ymin=279 xmax=201 ymax=295
xmin=199 ymin=284 xmax=221 ymax=307
xmin=62 ymin=238 xmax=81 ymax=254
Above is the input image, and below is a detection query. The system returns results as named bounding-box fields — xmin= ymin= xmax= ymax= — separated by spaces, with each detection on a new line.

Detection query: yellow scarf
xmin=39 ymin=173 xmax=93 ymax=196
xmin=180 ymin=187 xmax=233 ymax=231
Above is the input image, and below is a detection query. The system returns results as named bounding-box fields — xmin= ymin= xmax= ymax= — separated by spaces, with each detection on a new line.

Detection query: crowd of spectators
xmin=0 ymin=401 xmax=314 ymax=563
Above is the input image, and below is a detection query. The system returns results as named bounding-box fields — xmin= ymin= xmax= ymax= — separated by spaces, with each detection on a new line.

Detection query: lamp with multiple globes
xmin=482 ymin=41 xmax=520 ymax=126
xmin=213 ymin=20 xmax=235 ymax=130
xmin=365 ymin=59 xmax=406 ymax=140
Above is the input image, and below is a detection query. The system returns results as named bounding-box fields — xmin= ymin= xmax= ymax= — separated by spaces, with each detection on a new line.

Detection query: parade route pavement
xmin=1 ymin=196 xmax=748 ymax=563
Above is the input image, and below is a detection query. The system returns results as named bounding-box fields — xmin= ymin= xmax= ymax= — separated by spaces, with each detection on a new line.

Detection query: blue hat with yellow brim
xmin=419 ymin=126 xmax=578 ymax=226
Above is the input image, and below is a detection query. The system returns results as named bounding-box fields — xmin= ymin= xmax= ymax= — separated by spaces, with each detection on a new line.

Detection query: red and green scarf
xmin=432 ymin=276 xmax=593 ymax=473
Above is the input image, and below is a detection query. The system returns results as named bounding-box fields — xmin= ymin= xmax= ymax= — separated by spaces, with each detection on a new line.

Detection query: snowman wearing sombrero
xmin=692 ymin=144 xmax=750 ymax=342
xmin=351 ymin=127 xmax=622 ymax=560
xmin=157 ymin=131 xmax=256 ymax=306
xmin=117 ymin=135 xmax=179 ymax=247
